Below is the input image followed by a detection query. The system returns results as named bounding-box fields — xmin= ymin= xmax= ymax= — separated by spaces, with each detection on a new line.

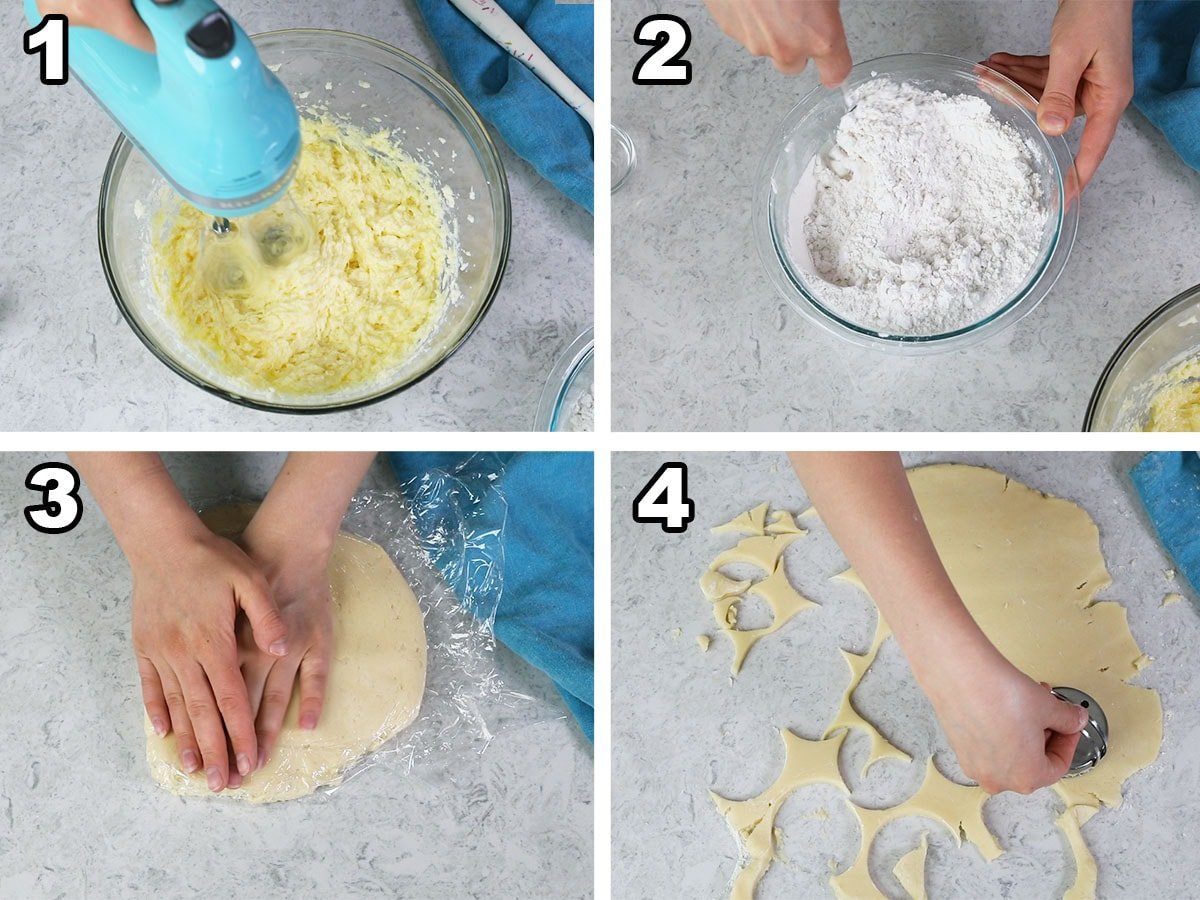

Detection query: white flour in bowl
xmin=788 ymin=78 xmax=1049 ymax=336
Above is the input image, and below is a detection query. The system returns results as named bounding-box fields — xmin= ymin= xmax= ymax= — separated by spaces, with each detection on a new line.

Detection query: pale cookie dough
xmin=893 ymin=832 xmax=929 ymax=900
xmin=153 ymin=115 xmax=453 ymax=397
xmin=700 ymin=506 xmax=815 ymax=674
xmin=144 ymin=504 xmax=427 ymax=803
xmin=711 ymin=465 xmax=1162 ymax=898
xmin=1142 ymin=359 xmax=1200 ymax=431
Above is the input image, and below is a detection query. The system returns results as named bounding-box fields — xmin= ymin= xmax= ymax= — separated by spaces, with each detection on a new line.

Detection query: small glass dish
xmin=1085 ymin=282 xmax=1200 ymax=431
xmin=754 ymin=52 xmax=1078 ymax=354
xmin=99 ymin=29 xmax=511 ymax=413
xmin=535 ymin=327 xmax=594 ymax=431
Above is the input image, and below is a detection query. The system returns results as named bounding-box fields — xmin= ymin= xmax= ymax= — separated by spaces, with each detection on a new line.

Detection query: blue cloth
xmin=390 ymin=452 xmax=594 ymax=741
xmin=414 ymin=0 xmax=594 ymax=213
xmin=1133 ymin=0 xmax=1200 ymax=172
xmin=1131 ymin=451 xmax=1200 ymax=598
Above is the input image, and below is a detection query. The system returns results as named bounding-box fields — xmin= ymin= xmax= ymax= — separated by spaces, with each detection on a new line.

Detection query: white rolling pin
xmin=447 ymin=0 xmax=595 ymax=129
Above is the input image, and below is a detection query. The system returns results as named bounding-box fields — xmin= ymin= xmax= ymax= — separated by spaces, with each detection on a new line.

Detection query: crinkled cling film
xmin=145 ymin=456 xmax=532 ymax=802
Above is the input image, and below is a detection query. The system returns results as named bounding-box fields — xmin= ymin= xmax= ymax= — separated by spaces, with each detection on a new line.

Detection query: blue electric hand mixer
xmin=25 ymin=0 xmax=312 ymax=289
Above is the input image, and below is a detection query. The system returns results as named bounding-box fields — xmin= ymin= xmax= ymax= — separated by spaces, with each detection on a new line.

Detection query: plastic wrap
xmin=144 ymin=454 xmax=532 ymax=802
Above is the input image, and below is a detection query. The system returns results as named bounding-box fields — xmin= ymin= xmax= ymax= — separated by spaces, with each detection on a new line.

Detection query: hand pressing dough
xmin=710 ymin=465 xmax=1162 ymax=898
xmin=144 ymin=504 xmax=427 ymax=803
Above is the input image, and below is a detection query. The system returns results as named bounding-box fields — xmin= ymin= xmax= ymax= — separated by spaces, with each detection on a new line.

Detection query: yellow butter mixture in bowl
xmin=154 ymin=118 xmax=450 ymax=397
xmin=98 ymin=29 xmax=510 ymax=412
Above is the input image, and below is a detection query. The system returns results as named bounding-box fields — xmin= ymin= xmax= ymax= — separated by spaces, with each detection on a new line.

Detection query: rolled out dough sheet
xmin=144 ymin=504 xmax=427 ymax=803
xmin=711 ymin=464 xmax=1162 ymax=898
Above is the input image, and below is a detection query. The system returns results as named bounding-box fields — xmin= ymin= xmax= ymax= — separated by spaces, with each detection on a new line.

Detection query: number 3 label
xmin=633 ymin=462 xmax=695 ymax=534
xmin=633 ymin=15 xmax=692 ymax=85
xmin=25 ymin=462 xmax=83 ymax=534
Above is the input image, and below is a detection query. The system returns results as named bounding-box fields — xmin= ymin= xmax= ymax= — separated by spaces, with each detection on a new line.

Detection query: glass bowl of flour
xmin=755 ymin=53 xmax=1078 ymax=353
xmin=535 ymin=327 xmax=594 ymax=431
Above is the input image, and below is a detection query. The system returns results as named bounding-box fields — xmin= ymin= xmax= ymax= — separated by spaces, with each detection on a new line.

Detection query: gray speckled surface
xmin=0 ymin=3 xmax=591 ymax=432
xmin=612 ymin=1 xmax=1200 ymax=431
xmin=612 ymin=451 xmax=1199 ymax=898
xmin=0 ymin=452 xmax=592 ymax=898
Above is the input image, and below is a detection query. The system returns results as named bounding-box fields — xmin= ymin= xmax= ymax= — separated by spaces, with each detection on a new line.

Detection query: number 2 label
xmin=24 ymin=14 xmax=69 ymax=86
xmin=633 ymin=15 xmax=692 ymax=86
xmin=632 ymin=462 xmax=695 ymax=534
xmin=24 ymin=462 xmax=83 ymax=534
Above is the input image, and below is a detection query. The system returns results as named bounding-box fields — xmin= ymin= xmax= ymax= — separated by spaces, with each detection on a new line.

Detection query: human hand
xmin=985 ymin=0 xmax=1134 ymax=190
xmin=705 ymin=0 xmax=852 ymax=84
xmin=131 ymin=524 xmax=288 ymax=793
xmin=926 ymin=653 xmax=1088 ymax=795
xmin=38 ymin=0 xmax=155 ymax=53
xmin=236 ymin=514 xmax=334 ymax=770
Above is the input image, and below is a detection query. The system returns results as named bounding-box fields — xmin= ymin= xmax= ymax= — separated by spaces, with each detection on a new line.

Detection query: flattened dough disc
xmin=144 ymin=503 xmax=428 ymax=803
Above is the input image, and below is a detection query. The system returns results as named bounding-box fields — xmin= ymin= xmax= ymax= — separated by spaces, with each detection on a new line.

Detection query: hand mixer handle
xmin=24 ymin=0 xmax=300 ymax=216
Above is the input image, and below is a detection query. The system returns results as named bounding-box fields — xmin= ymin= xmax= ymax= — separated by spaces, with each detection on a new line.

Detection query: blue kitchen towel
xmin=390 ymin=452 xmax=595 ymax=742
xmin=1133 ymin=0 xmax=1200 ymax=172
xmin=414 ymin=0 xmax=594 ymax=212
xmin=1131 ymin=451 xmax=1200 ymax=597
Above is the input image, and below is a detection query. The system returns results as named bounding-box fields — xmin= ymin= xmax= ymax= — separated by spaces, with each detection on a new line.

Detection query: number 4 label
xmin=632 ymin=462 xmax=695 ymax=534
xmin=633 ymin=15 xmax=692 ymax=85
xmin=24 ymin=15 xmax=69 ymax=86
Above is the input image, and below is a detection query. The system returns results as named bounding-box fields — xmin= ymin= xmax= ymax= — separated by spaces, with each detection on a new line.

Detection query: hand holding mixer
xmin=25 ymin=0 xmax=313 ymax=291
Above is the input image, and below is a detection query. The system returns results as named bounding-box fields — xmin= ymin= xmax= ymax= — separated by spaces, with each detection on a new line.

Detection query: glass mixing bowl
xmin=1085 ymin=282 xmax=1200 ymax=431
xmin=754 ymin=53 xmax=1078 ymax=354
xmin=98 ymin=29 xmax=511 ymax=413
xmin=534 ymin=327 xmax=594 ymax=431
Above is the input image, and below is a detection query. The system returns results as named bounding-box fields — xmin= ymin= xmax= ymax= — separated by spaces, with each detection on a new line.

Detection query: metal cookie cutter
xmin=1051 ymin=687 xmax=1109 ymax=776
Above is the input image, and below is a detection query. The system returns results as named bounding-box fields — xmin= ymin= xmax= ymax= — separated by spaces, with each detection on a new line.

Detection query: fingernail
xmin=1042 ymin=113 xmax=1067 ymax=132
xmin=1079 ymin=708 xmax=1090 ymax=728
xmin=181 ymin=749 xmax=199 ymax=773
xmin=269 ymin=640 xmax=288 ymax=657
xmin=237 ymin=754 xmax=251 ymax=777
xmin=300 ymin=713 xmax=317 ymax=730
xmin=206 ymin=768 xmax=222 ymax=792
xmin=258 ymin=749 xmax=267 ymax=771
xmin=152 ymin=718 xmax=166 ymax=737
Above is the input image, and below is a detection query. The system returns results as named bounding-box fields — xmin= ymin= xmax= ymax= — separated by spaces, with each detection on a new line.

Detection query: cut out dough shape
xmin=144 ymin=504 xmax=427 ymax=803
xmin=711 ymin=465 xmax=1162 ymax=898
xmin=710 ymin=730 xmax=849 ymax=900
xmin=893 ymin=832 xmax=929 ymax=900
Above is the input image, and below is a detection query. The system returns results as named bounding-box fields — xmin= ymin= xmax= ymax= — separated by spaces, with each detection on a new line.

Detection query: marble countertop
xmin=0 ymin=2 xmax=592 ymax=432
xmin=612 ymin=451 xmax=1198 ymax=897
xmin=0 ymin=453 xmax=593 ymax=898
xmin=612 ymin=0 xmax=1200 ymax=431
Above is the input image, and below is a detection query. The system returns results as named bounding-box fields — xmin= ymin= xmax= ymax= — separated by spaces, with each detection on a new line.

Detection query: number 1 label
xmin=24 ymin=14 xmax=69 ymax=86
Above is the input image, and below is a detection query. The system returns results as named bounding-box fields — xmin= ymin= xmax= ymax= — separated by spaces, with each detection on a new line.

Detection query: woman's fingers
xmin=38 ymin=0 xmax=156 ymax=53
xmin=297 ymin=650 xmax=330 ymax=732
xmin=1043 ymin=729 xmax=1084 ymax=783
xmin=203 ymin=651 xmax=259 ymax=781
xmin=240 ymin=572 xmax=290 ymax=659
xmin=157 ymin=666 xmax=201 ymax=775
xmin=1038 ymin=48 xmax=1090 ymax=135
xmin=255 ymin=656 xmax=301 ymax=769
xmin=136 ymin=655 xmax=169 ymax=738
xmin=1073 ymin=98 xmax=1126 ymax=190
xmin=176 ymin=661 xmax=230 ymax=792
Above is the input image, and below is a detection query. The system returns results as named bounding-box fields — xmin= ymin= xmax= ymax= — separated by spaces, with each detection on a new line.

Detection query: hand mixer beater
xmin=25 ymin=0 xmax=313 ymax=292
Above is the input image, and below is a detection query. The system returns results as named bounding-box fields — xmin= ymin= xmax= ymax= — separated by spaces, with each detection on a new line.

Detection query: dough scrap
xmin=713 ymin=503 xmax=771 ymax=535
xmin=710 ymin=730 xmax=849 ymax=900
xmin=766 ymin=510 xmax=806 ymax=535
xmin=144 ymin=504 xmax=427 ymax=803
xmin=1162 ymin=592 xmax=1183 ymax=607
xmin=709 ymin=465 xmax=1162 ymax=898
xmin=700 ymin=521 xmax=816 ymax=674
xmin=893 ymin=832 xmax=929 ymax=900
xmin=823 ymin=614 xmax=910 ymax=777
